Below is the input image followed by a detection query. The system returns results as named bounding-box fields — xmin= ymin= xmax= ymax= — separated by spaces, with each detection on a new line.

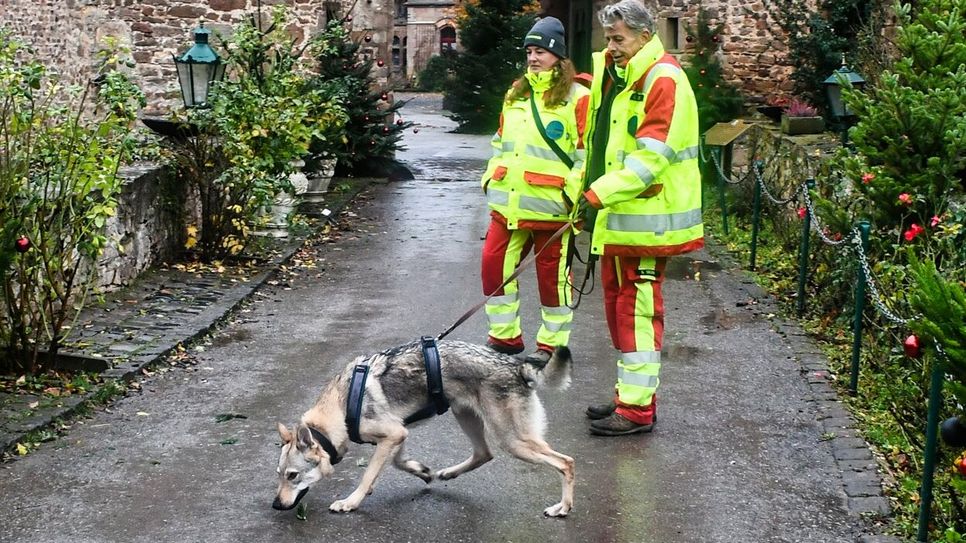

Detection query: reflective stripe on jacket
xmin=584 ymin=36 xmax=704 ymax=256
xmin=482 ymin=82 xmax=590 ymax=230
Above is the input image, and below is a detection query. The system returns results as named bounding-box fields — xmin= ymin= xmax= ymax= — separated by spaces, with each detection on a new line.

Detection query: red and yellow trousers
xmin=601 ymin=255 xmax=666 ymax=425
xmin=481 ymin=217 xmax=573 ymax=352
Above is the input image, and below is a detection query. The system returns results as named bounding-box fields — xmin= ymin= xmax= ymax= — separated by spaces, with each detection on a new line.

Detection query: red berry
xmin=956 ymin=457 xmax=966 ymax=476
xmin=413 ymin=128 xmax=419 ymax=133
xmin=364 ymin=34 xmax=372 ymax=42
xmin=14 ymin=236 xmax=30 ymax=253
xmin=395 ymin=119 xmax=403 ymax=126
xmin=377 ymin=59 xmax=384 ymax=67
xmin=903 ymin=334 xmax=922 ymax=359
xmin=381 ymin=93 xmax=388 ymax=101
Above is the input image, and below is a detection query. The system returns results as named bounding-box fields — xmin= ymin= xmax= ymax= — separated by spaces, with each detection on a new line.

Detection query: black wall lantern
xmin=173 ymin=24 xmax=226 ymax=108
xmin=823 ymin=54 xmax=866 ymax=146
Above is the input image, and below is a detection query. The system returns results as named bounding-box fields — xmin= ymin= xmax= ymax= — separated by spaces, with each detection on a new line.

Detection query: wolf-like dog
xmin=274 ymin=339 xmax=575 ymax=517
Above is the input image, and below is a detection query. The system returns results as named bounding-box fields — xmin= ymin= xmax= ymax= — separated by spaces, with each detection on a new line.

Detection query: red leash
xmin=436 ymin=222 xmax=573 ymax=341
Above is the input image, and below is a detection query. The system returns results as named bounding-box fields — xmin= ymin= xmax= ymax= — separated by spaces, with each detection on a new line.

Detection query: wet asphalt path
xmin=0 ymin=94 xmax=864 ymax=542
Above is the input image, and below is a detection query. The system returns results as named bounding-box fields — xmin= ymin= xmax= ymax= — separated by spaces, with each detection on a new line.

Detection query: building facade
xmin=0 ymin=0 xmax=794 ymax=111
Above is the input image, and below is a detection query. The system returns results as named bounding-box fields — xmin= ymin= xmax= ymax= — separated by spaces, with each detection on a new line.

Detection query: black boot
xmin=589 ymin=412 xmax=654 ymax=436
xmin=585 ymin=401 xmax=616 ymax=420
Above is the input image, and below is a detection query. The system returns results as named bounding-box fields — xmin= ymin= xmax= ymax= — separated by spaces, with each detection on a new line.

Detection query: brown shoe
xmin=523 ymin=349 xmax=552 ymax=366
xmin=585 ymin=401 xmax=616 ymax=420
xmin=589 ymin=412 xmax=654 ymax=436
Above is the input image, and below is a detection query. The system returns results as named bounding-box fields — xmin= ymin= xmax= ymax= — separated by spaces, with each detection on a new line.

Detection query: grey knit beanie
xmin=523 ymin=16 xmax=567 ymax=59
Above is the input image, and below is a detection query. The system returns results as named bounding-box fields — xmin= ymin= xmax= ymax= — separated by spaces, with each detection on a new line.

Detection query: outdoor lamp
xmin=173 ymin=24 xmax=226 ymax=108
xmin=823 ymin=54 xmax=866 ymax=146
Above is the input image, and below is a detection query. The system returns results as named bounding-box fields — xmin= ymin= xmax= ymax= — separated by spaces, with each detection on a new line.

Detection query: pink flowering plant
xmin=783 ymin=98 xmax=819 ymax=117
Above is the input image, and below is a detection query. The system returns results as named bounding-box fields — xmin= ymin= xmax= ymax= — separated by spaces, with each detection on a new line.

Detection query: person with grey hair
xmin=578 ymin=0 xmax=704 ymax=436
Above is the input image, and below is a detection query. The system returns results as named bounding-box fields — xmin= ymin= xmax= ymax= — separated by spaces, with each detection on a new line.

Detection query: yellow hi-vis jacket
xmin=482 ymin=82 xmax=590 ymax=230
xmin=583 ymin=36 xmax=704 ymax=256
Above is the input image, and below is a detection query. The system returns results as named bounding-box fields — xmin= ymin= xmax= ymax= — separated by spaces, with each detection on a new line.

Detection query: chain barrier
xmin=801 ymin=186 xmax=849 ymax=246
xmin=709 ymin=140 xmax=916 ymax=327
xmin=755 ymin=164 xmax=803 ymax=206
xmin=850 ymin=231 xmax=912 ymax=326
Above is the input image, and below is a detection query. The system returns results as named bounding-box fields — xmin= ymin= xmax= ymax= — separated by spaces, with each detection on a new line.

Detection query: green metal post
xmin=849 ymin=220 xmax=871 ymax=396
xmin=749 ymin=161 xmax=762 ymax=271
xmin=796 ymin=179 xmax=815 ymax=316
xmin=714 ymin=147 xmax=729 ymax=235
xmin=917 ymin=359 xmax=944 ymax=543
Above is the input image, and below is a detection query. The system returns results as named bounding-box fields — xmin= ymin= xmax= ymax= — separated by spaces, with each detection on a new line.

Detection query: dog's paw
xmin=543 ymin=502 xmax=571 ymax=518
xmin=415 ymin=465 xmax=434 ymax=484
xmin=329 ymin=499 xmax=359 ymax=513
xmin=435 ymin=467 xmax=459 ymax=481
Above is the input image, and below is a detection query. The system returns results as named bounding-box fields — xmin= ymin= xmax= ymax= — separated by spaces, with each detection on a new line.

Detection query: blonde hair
xmin=505 ymin=59 xmax=577 ymax=109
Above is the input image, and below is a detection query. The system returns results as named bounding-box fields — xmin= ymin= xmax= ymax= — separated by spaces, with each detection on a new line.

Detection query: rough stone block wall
xmin=0 ymin=0 xmax=391 ymax=115
xmin=96 ymin=162 xmax=193 ymax=290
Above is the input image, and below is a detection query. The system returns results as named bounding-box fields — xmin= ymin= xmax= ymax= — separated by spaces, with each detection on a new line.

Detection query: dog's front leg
xmin=329 ymin=429 xmax=407 ymax=513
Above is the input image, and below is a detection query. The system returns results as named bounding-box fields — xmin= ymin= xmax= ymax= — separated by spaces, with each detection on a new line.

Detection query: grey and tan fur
xmin=274 ymin=339 xmax=575 ymax=517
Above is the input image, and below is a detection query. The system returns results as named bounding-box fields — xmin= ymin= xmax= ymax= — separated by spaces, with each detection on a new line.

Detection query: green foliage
xmin=768 ymin=0 xmax=879 ymax=111
xmin=309 ymin=17 xmax=412 ymax=176
xmin=908 ymin=250 xmax=966 ymax=405
xmin=441 ymin=0 xmax=539 ymax=133
xmin=682 ymin=6 xmax=745 ymax=133
xmin=0 ymin=31 xmax=144 ymax=373
xmin=172 ymin=5 xmax=348 ymax=260
xmin=417 ymin=53 xmax=454 ymax=92
xmin=836 ymin=0 xmax=966 ymax=261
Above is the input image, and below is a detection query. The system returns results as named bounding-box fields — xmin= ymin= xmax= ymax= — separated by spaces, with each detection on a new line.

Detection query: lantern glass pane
xmin=176 ymin=62 xmax=196 ymax=107
xmin=825 ymin=84 xmax=844 ymax=118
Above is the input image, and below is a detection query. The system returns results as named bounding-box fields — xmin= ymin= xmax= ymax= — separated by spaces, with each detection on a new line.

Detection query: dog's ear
xmin=295 ymin=423 xmax=317 ymax=452
xmin=277 ymin=423 xmax=293 ymax=444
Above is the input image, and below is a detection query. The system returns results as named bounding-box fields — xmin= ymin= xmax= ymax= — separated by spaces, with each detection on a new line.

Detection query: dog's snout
xmin=272 ymin=496 xmax=291 ymax=510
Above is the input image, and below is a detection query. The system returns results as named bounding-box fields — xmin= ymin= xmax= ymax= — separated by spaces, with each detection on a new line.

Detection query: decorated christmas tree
xmin=309 ymin=16 xmax=412 ymax=176
xmin=683 ymin=6 xmax=744 ymax=133
xmin=442 ymin=0 xmax=539 ymax=133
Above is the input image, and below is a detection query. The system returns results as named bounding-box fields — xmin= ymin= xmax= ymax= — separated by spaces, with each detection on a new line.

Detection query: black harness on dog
xmin=308 ymin=427 xmax=342 ymax=465
xmin=345 ymin=336 xmax=450 ymax=445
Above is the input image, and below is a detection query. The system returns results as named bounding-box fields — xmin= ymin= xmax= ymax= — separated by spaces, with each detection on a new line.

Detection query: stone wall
xmin=96 ymin=162 xmax=193 ymax=290
xmin=0 ymin=0 xmax=393 ymax=115
xmin=589 ymin=0 xmax=806 ymax=102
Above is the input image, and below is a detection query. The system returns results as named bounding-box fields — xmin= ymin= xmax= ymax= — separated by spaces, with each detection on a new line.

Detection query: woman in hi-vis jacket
xmin=480 ymin=16 xmax=590 ymax=365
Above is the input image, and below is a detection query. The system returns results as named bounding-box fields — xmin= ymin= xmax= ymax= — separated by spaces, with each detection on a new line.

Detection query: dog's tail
xmin=521 ymin=346 xmax=572 ymax=390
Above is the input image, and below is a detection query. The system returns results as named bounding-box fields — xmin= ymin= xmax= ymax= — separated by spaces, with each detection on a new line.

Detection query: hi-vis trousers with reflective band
xmin=481 ymin=219 xmax=574 ymax=351
xmin=601 ymin=255 xmax=667 ymax=424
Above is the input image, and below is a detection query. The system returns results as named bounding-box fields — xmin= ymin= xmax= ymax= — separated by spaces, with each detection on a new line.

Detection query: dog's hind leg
xmin=392 ymin=442 xmax=434 ymax=483
xmin=330 ymin=425 xmax=408 ymax=513
xmin=503 ymin=438 xmax=575 ymax=518
xmin=436 ymin=408 xmax=493 ymax=480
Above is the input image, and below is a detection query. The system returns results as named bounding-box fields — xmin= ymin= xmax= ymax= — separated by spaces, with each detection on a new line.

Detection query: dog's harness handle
xmin=345 ymin=364 xmax=370 ymax=444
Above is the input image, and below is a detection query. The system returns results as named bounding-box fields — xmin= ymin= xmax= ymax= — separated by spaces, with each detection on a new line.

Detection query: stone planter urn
xmin=253 ymin=161 xmax=310 ymax=238
xmin=780 ymin=115 xmax=825 ymax=135
xmin=301 ymin=158 xmax=337 ymax=204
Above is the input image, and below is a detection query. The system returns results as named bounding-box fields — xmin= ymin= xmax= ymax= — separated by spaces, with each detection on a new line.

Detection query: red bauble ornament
xmin=395 ymin=119 xmax=403 ymax=126
xmin=370 ymin=140 xmax=376 ymax=146
xmin=903 ymin=334 xmax=922 ymax=358
xmin=413 ymin=128 xmax=419 ymax=133
xmin=14 ymin=235 xmax=30 ymax=253
xmin=712 ymin=35 xmax=720 ymax=43
xmin=364 ymin=34 xmax=372 ymax=42
xmin=699 ymin=69 xmax=706 ymax=75
xmin=381 ymin=92 xmax=388 ymax=101
xmin=377 ymin=59 xmax=385 ymax=67
xmin=685 ymin=35 xmax=694 ymax=43
xmin=382 ymin=126 xmax=390 ymax=134
xmin=363 ymin=115 xmax=370 ymax=122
